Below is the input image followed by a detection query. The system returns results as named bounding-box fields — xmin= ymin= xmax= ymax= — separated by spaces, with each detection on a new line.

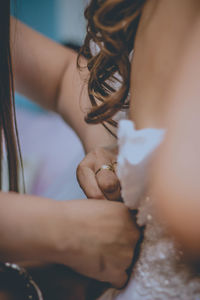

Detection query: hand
xmin=56 ymin=199 xmax=140 ymax=288
xmin=77 ymin=146 xmax=121 ymax=201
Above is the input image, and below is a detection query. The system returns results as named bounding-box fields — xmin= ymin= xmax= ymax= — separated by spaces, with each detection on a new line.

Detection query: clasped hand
xmin=75 ymin=146 xmax=140 ymax=288
xmin=77 ymin=145 xmax=121 ymax=201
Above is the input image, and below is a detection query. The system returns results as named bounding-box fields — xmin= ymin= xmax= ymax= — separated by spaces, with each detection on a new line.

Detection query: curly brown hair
xmin=79 ymin=0 xmax=145 ymax=133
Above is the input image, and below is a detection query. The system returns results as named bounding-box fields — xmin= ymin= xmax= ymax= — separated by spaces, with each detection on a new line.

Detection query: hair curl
xmin=79 ymin=0 xmax=145 ymax=133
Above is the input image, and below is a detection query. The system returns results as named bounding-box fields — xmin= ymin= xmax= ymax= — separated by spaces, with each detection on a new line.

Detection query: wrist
xmin=83 ymin=126 xmax=117 ymax=154
xmin=0 ymin=194 xmax=70 ymax=264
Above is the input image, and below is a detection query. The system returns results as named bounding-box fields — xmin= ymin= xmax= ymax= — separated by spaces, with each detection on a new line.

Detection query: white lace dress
xmin=98 ymin=120 xmax=200 ymax=300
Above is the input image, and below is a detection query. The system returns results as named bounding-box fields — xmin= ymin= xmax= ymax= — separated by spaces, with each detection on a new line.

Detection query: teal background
xmin=12 ymin=0 xmax=57 ymax=40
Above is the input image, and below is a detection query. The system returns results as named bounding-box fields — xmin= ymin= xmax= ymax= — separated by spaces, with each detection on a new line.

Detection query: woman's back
xmin=98 ymin=119 xmax=200 ymax=300
xmin=95 ymin=0 xmax=200 ymax=298
xmin=130 ymin=0 xmax=200 ymax=129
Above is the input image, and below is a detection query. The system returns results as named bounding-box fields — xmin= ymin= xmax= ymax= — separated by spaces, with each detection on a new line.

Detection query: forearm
xmin=12 ymin=18 xmax=115 ymax=152
xmin=0 ymin=192 xmax=72 ymax=264
xmin=12 ymin=18 xmax=72 ymax=111
xmin=56 ymin=53 xmax=116 ymax=152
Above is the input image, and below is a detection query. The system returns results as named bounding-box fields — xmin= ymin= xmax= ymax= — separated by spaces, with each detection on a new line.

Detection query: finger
xmin=77 ymin=165 xmax=105 ymax=199
xmin=96 ymin=169 xmax=121 ymax=201
xmin=110 ymin=270 xmax=128 ymax=289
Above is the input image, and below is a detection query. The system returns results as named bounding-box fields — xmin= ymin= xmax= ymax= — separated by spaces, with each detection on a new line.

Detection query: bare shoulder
xmin=130 ymin=0 xmax=200 ymax=127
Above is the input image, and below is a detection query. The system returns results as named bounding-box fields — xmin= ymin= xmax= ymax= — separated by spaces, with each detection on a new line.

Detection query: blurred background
xmin=10 ymin=0 xmax=87 ymax=200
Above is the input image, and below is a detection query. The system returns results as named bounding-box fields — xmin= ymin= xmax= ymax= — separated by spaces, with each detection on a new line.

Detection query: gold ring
xmin=95 ymin=163 xmax=115 ymax=176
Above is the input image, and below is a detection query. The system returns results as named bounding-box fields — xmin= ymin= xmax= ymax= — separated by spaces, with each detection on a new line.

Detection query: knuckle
xmin=99 ymin=178 xmax=119 ymax=193
xmin=118 ymin=245 xmax=134 ymax=267
xmin=90 ymin=148 xmax=101 ymax=160
xmin=76 ymin=161 xmax=84 ymax=176
xmin=112 ymin=271 xmax=127 ymax=288
xmin=76 ymin=161 xmax=89 ymax=181
xmin=133 ymin=227 xmax=140 ymax=242
xmin=125 ymin=249 xmax=134 ymax=266
xmin=118 ymin=205 xmax=129 ymax=218
xmin=127 ymin=221 xmax=140 ymax=242
xmin=127 ymin=230 xmax=140 ymax=250
xmin=93 ymin=147 xmax=104 ymax=156
xmin=88 ymin=190 xmax=104 ymax=199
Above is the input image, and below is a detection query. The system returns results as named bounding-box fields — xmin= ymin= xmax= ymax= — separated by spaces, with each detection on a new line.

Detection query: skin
xmin=11 ymin=18 xmax=115 ymax=153
xmin=129 ymin=0 xmax=200 ymax=257
xmin=77 ymin=145 xmax=121 ymax=201
xmin=2 ymin=0 xmax=199 ymax=298
xmin=12 ymin=17 xmax=120 ymax=200
xmin=0 ymin=17 xmax=140 ymax=294
xmin=0 ymin=193 xmax=138 ymax=286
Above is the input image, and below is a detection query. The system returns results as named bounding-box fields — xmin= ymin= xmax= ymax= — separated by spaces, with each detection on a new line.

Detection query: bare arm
xmin=0 ymin=192 xmax=73 ymax=263
xmin=11 ymin=17 xmax=115 ymax=152
xmin=0 ymin=191 xmax=138 ymax=287
xmin=11 ymin=18 xmax=121 ymax=199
